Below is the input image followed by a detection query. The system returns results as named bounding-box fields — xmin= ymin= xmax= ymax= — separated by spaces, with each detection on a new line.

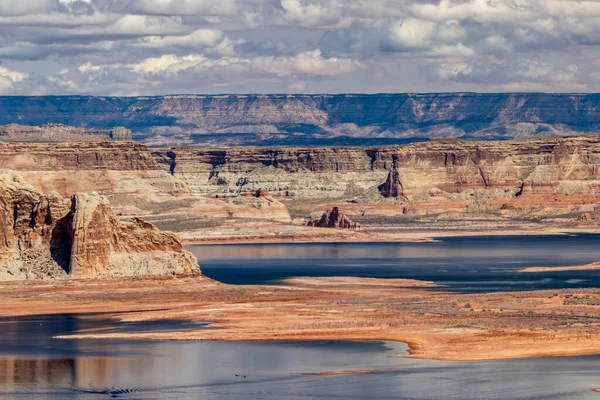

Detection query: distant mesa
xmin=0 ymin=171 xmax=199 ymax=281
xmin=0 ymin=123 xmax=132 ymax=142
xmin=2 ymin=93 xmax=600 ymax=146
xmin=306 ymin=207 xmax=361 ymax=230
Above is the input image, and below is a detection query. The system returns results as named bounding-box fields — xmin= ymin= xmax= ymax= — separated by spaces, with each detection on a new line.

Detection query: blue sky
xmin=0 ymin=0 xmax=598 ymax=95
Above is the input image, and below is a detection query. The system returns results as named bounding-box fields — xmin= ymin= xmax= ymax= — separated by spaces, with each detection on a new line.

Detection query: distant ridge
xmin=0 ymin=93 xmax=598 ymax=145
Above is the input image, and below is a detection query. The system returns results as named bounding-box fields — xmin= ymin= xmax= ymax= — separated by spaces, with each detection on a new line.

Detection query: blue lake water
xmin=4 ymin=235 xmax=600 ymax=399
xmin=1 ymin=314 xmax=600 ymax=399
xmin=191 ymin=234 xmax=600 ymax=293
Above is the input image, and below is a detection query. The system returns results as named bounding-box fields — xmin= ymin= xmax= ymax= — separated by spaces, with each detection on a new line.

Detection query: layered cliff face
xmin=1 ymin=94 xmax=600 ymax=145
xmin=0 ymin=141 xmax=190 ymax=212
xmin=0 ymin=172 xmax=199 ymax=280
xmin=0 ymin=141 xmax=294 ymax=224
xmin=0 ymin=124 xmax=131 ymax=142
xmin=155 ymin=136 xmax=600 ymax=216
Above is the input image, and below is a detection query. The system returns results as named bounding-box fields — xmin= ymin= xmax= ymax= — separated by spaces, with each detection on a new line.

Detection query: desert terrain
xmin=2 ymin=134 xmax=600 ymax=363
xmin=3 ymin=276 xmax=600 ymax=361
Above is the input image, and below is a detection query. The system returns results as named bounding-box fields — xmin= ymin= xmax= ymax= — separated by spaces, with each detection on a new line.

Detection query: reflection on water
xmin=191 ymin=234 xmax=600 ymax=292
xmin=1 ymin=314 xmax=600 ymax=399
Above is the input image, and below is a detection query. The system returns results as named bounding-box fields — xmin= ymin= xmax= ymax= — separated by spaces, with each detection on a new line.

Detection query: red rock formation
xmin=579 ymin=213 xmax=593 ymax=223
xmin=307 ymin=207 xmax=361 ymax=230
xmin=0 ymin=172 xmax=199 ymax=280
xmin=379 ymin=155 xmax=407 ymax=200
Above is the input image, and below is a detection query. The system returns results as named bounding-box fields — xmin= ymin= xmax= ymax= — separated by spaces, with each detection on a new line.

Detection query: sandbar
xmin=3 ymin=276 xmax=600 ymax=362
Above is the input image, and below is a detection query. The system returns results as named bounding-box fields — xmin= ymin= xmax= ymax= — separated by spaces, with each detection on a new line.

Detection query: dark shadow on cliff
xmin=50 ymin=216 xmax=72 ymax=274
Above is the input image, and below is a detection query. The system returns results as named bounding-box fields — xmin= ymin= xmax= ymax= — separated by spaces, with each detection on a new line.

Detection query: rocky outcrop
xmin=2 ymin=94 xmax=600 ymax=145
xmin=379 ymin=155 xmax=406 ymax=200
xmin=0 ymin=124 xmax=131 ymax=142
xmin=307 ymin=207 xmax=361 ymax=230
xmin=0 ymin=172 xmax=199 ymax=280
xmin=224 ymin=190 xmax=291 ymax=222
xmin=579 ymin=213 xmax=593 ymax=223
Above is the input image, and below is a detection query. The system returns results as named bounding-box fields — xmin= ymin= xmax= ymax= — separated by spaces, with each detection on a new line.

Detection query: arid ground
xmin=3 ymin=275 xmax=600 ymax=361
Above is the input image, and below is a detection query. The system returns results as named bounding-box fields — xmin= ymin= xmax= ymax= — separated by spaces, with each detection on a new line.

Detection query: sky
xmin=0 ymin=0 xmax=599 ymax=95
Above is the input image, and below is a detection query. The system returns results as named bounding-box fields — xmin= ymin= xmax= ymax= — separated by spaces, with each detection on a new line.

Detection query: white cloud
xmin=1 ymin=0 xmax=600 ymax=94
xmin=430 ymin=62 xmax=473 ymax=80
xmin=251 ymin=49 xmax=363 ymax=76
xmin=428 ymin=43 xmax=476 ymax=57
xmin=135 ymin=28 xmax=225 ymax=48
xmin=388 ymin=18 xmax=436 ymax=49
xmin=130 ymin=54 xmax=208 ymax=75
xmin=288 ymin=81 xmax=306 ymax=92
xmin=0 ymin=0 xmax=56 ymax=16
xmin=124 ymin=0 xmax=241 ymax=16
xmin=0 ymin=65 xmax=29 ymax=93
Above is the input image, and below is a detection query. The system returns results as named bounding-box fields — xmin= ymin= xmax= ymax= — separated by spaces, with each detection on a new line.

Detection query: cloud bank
xmin=0 ymin=0 xmax=598 ymax=94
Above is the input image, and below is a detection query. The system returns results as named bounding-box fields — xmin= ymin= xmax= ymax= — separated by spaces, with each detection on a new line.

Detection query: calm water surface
xmin=4 ymin=235 xmax=600 ymax=399
xmin=2 ymin=314 xmax=600 ymax=399
xmin=192 ymin=234 xmax=600 ymax=293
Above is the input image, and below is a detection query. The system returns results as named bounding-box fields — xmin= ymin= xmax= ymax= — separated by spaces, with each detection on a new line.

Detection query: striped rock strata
xmin=0 ymin=171 xmax=199 ymax=280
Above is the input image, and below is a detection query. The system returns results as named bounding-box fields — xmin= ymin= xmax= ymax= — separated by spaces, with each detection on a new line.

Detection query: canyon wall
xmin=0 ymin=94 xmax=600 ymax=145
xmin=154 ymin=136 xmax=600 ymax=216
xmin=0 ymin=141 xmax=190 ymax=213
xmin=0 ymin=171 xmax=199 ymax=280
xmin=0 ymin=140 xmax=291 ymax=222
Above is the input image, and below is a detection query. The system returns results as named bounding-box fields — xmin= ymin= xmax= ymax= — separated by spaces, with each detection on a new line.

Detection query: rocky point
xmin=0 ymin=171 xmax=199 ymax=280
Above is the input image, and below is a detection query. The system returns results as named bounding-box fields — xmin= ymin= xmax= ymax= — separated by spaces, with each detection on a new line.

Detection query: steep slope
xmin=1 ymin=94 xmax=600 ymax=144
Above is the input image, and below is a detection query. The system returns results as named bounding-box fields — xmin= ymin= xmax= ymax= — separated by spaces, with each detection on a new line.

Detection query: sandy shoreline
xmin=282 ymin=276 xmax=440 ymax=288
xmin=181 ymin=227 xmax=600 ymax=246
xmin=3 ymin=276 xmax=600 ymax=362
xmin=518 ymin=262 xmax=600 ymax=273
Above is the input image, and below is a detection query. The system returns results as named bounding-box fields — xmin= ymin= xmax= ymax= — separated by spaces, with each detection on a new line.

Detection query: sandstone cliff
xmin=155 ymin=136 xmax=600 ymax=216
xmin=0 ymin=141 xmax=192 ymax=215
xmin=1 ymin=94 xmax=600 ymax=145
xmin=0 ymin=172 xmax=199 ymax=280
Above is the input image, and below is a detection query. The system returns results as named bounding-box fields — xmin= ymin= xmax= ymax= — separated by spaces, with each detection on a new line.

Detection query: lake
xmin=1 ymin=314 xmax=600 ymax=399
xmin=4 ymin=235 xmax=600 ymax=399
xmin=191 ymin=234 xmax=600 ymax=293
